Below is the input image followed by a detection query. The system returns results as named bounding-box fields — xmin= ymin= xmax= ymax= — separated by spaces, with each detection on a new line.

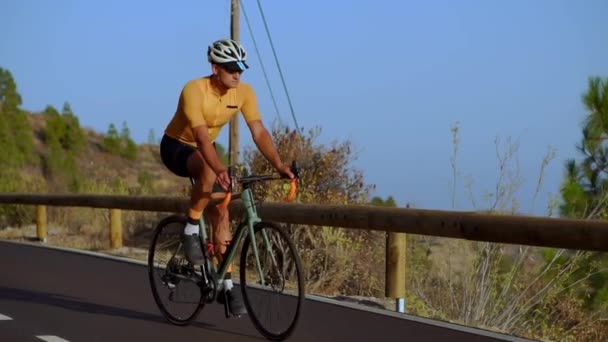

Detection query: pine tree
xmin=103 ymin=123 xmax=121 ymax=155
xmin=60 ymin=102 xmax=86 ymax=154
xmin=558 ymin=76 xmax=608 ymax=309
xmin=120 ymin=121 xmax=137 ymax=161
xmin=0 ymin=67 xmax=33 ymax=168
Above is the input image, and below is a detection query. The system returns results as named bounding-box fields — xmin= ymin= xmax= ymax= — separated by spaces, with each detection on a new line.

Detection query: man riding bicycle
xmin=159 ymin=38 xmax=295 ymax=315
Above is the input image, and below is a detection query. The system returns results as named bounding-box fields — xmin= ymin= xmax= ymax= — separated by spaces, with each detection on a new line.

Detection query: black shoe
xmin=181 ymin=234 xmax=205 ymax=265
xmin=218 ymin=288 xmax=247 ymax=316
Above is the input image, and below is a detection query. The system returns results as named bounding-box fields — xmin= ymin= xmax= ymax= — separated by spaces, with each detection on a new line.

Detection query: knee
xmin=193 ymin=175 xmax=214 ymax=194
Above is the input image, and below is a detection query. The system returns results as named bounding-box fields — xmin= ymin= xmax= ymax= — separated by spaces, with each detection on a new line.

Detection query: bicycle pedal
xmin=201 ymin=287 xmax=215 ymax=303
xmin=161 ymin=274 xmax=178 ymax=289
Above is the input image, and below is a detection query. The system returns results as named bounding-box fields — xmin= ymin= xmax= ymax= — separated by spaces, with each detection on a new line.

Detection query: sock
xmin=223 ymin=273 xmax=233 ymax=291
xmin=184 ymin=216 xmax=199 ymax=235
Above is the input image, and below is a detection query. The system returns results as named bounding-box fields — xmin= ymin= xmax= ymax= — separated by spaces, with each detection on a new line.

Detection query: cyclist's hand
xmin=277 ymin=163 xmax=295 ymax=180
xmin=215 ymin=170 xmax=231 ymax=191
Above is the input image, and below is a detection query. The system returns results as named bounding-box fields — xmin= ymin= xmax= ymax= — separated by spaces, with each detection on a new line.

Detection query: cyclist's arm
xmin=181 ymin=81 xmax=226 ymax=174
xmin=247 ymin=120 xmax=283 ymax=170
xmin=240 ymin=84 xmax=284 ymax=169
xmin=240 ymin=84 xmax=292 ymax=178
xmin=193 ymin=125 xmax=226 ymax=174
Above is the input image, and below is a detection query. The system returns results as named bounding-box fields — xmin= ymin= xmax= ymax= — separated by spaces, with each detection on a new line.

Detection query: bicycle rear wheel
xmin=148 ymin=214 xmax=206 ymax=325
xmin=239 ymin=221 xmax=305 ymax=341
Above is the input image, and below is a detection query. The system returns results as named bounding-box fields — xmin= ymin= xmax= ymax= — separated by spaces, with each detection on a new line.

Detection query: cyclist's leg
xmin=187 ymin=150 xmax=245 ymax=313
xmin=186 ymin=153 xmax=214 ymax=215
xmin=209 ymin=202 xmax=246 ymax=314
xmin=185 ymin=141 xmax=231 ymax=263
xmin=183 ymin=150 xmax=216 ymax=264
xmin=207 ymin=204 xmax=231 ymax=269
xmin=159 ymin=134 xmax=215 ymax=264
xmin=160 ymin=134 xmax=194 ymax=178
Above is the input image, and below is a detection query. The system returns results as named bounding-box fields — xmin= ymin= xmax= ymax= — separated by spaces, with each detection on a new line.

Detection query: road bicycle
xmin=147 ymin=161 xmax=304 ymax=341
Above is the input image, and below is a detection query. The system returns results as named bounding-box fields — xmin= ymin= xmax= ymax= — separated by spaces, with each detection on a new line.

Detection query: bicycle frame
xmin=150 ymin=168 xmax=303 ymax=340
xmin=197 ymin=187 xmax=265 ymax=287
xmin=151 ymin=161 xmax=302 ymax=338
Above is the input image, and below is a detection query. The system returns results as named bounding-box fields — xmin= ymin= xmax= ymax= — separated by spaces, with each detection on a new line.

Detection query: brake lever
xmin=290 ymin=160 xmax=300 ymax=179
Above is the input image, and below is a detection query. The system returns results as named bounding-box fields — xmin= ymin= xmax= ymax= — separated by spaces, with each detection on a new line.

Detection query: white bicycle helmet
xmin=207 ymin=39 xmax=248 ymax=71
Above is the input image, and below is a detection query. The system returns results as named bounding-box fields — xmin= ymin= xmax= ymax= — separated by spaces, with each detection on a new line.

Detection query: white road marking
xmin=0 ymin=313 xmax=12 ymax=320
xmin=36 ymin=336 xmax=70 ymax=342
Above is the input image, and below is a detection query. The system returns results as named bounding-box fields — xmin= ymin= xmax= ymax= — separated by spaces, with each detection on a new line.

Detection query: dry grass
xmin=0 ymin=205 xmax=165 ymax=263
xmin=0 ymin=222 xmax=150 ymax=261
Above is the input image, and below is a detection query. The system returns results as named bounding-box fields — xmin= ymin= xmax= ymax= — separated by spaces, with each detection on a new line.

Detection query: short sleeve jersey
xmin=164 ymin=76 xmax=261 ymax=147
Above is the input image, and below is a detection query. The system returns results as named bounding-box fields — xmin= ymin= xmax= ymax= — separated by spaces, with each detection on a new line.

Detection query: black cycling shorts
xmin=160 ymin=134 xmax=197 ymax=178
xmin=160 ymin=135 xmax=223 ymax=192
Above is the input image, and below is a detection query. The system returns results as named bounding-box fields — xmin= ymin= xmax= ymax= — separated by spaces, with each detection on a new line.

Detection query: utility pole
xmin=228 ymin=0 xmax=240 ymax=166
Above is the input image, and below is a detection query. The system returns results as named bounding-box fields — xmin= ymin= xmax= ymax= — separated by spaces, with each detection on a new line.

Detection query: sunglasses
xmin=219 ymin=61 xmax=248 ymax=74
xmin=222 ymin=65 xmax=244 ymax=74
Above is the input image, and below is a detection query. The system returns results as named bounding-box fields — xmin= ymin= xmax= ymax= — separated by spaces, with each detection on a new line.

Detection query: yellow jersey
xmin=164 ymin=76 xmax=261 ymax=147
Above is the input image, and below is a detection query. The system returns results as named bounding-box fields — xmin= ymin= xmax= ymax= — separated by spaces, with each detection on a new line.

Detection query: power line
xmin=239 ymin=1 xmax=283 ymax=126
xmin=254 ymin=0 xmax=301 ymax=133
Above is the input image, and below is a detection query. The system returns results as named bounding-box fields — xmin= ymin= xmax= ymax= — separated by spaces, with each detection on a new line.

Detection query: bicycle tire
xmin=239 ymin=221 xmax=305 ymax=341
xmin=148 ymin=214 xmax=206 ymax=325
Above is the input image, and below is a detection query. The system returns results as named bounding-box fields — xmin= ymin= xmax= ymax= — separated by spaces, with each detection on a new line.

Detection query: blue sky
xmin=2 ymin=0 xmax=607 ymax=216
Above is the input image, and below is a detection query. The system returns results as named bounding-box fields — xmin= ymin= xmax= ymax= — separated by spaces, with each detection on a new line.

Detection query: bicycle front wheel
xmin=239 ymin=221 xmax=305 ymax=341
xmin=148 ymin=214 xmax=205 ymax=326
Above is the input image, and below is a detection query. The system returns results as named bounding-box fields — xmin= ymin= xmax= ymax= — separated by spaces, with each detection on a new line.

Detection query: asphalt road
xmin=0 ymin=240 xmax=534 ymax=341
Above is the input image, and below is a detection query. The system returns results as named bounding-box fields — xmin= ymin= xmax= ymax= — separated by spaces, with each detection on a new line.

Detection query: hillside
xmin=26 ymin=112 xmax=190 ymax=197
xmin=1 ymin=111 xmax=196 ymax=259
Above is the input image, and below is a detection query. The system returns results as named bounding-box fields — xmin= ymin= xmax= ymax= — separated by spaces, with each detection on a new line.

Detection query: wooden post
xmin=228 ymin=0 xmax=240 ymax=166
xmin=110 ymin=209 xmax=122 ymax=249
xmin=385 ymin=231 xmax=407 ymax=312
xmin=36 ymin=205 xmax=47 ymax=242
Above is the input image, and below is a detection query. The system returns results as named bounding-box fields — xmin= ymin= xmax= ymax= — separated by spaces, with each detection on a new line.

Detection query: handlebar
xmin=216 ymin=160 xmax=300 ymax=209
xmin=284 ymin=178 xmax=298 ymax=202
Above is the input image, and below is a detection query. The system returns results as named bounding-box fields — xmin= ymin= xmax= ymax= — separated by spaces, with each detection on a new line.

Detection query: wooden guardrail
xmin=1 ymin=192 xmax=608 ymax=252
xmin=2 ymin=192 xmax=608 ymax=312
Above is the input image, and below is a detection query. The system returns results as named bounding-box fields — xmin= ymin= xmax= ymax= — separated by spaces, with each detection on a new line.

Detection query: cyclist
xmin=159 ymin=38 xmax=295 ymax=315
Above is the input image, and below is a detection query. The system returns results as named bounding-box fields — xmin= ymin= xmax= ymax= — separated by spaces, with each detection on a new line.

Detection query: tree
xmin=560 ymin=77 xmax=608 ymax=219
xmin=557 ymin=75 xmax=608 ymax=310
xmin=120 ymin=121 xmax=137 ymax=161
xmin=0 ymin=67 xmax=33 ymax=168
xmin=44 ymin=105 xmax=63 ymax=139
xmin=0 ymin=108 xmax=16 ymax=169
xmin=103 ymin=123 xmax=121 ymax=155
xmin=370 ymin=195 xmax=397 ymax=207
xmin=60 ymin=102 xmax=86 ymax=154
xmin=0 ymin=67 xmax=22 ymax=110
xmin=102 ymin=121 xmax=138 ymax=161
xmin=147 ymin=128 xmax=156 ymax=145
xmin=44 ymin=106 xmax=65 ymax=176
